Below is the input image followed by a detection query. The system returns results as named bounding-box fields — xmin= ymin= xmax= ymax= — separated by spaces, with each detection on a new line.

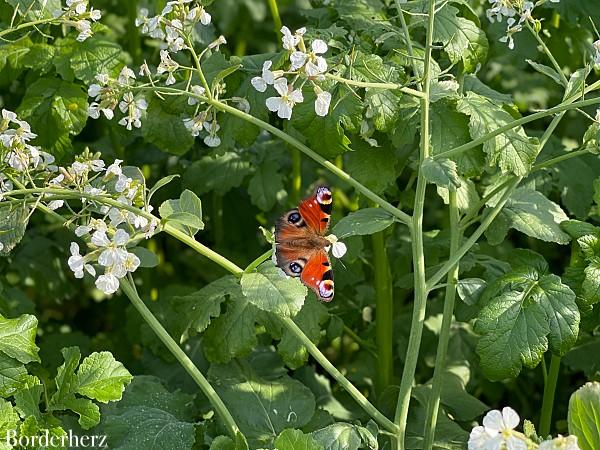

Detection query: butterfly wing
xmin=298 ymin=186 xmax=332 ymax=235
xmin=300 ymin=249 xmax=334 ymax=301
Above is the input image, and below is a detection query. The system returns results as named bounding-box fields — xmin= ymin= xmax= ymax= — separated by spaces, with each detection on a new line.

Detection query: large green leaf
xmin=332 ymin=208 xmax=396 ymax=239
xmin=345 ymin=144 xmax=398 ymax=195
xmin=568 ymin=382 xmax=600 ymax=450
xmin=421 ymin=158 xmax=461 ymax=191
xmin=241 ymin=264 xmax=307 ymax=317
xmin=275 ymin=429 xmax=324 ymax=450
xmin=475 ymin=265 xmax=579 ymax=380
xmin=248 ymin=160 xmax=284 ymax=211
xmin=69 ymin=36 xmax=128 ymax=84
xmin=0 ymin=205 xmax=29 ymax=257
xmin=457 ymin=92 xmax=538 ymax=176
xmin=485 ymin=188 xmax=570 ymax=245
xmin=0 ymin=314 xmax=40 ymax=364
xmin=142 ymin=96 xmax=194 ymax=155
xmin=183 ymin=152 xmax=251 ymax=195
xmin=310 ymin=423 xmax=375 ymax=450
xmin=209 ymin=361 xmax=315 ymax=449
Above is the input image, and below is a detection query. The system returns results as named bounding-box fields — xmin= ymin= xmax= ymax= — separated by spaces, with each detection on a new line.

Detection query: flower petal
xmin=312 ymin=39 xmax=328 ymax=54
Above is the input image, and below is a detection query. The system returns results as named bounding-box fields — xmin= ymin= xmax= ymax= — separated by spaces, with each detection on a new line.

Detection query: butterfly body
xmin=275 ymin=186 xmax=335 ymax=301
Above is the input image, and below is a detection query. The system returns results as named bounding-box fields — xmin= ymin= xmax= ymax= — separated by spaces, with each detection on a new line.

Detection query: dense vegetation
xmin=1 ymin=0 xmax=600 ymax=449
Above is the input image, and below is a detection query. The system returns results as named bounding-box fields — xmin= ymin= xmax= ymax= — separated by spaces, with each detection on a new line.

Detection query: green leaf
xmin=103 ymin=406 xmax=195 ymax=450
xmin=0 ymin=314 xmax=40 ymax=364
xmin=13 ymin=376 xmax=43 ymax=420
xmin=0 ymin=205 xmax=29 ymax=257
xmin=432 ymin=5 xmax=488 ymax=73
xmin=568 ymin=382 xmax=600 ymax=450
xmin=159 ymin=189 xmax=204 ymax=236
xmin=563 ymin=338 xmax=600 ymax=377
xmin=332 ymin=208 xmax=396 ymax=239
xmin=555 ymin=154 xmax=600 ymax=218
xmin=63 ymin=396 xmax=100 ymax=430
xmin=456 ymin=278 xmax=487 ymax=306
xmin=129 ymin=247 xmax=159 ymax=268
xmin=437 ymin=178 xmax=480 ymax=214
xmin=209 ymin=361 xmax=315 ymax=449
xmin=346 ymin=144 xmax=398 ymax=195
xmin=275 ymin=429 xmax=324 ymax=450
xmin=172 ymin=275 xmax=240 ymax=342
xmin=241 ymin=264 xmax=307 ymax=317
xmin=485 ymin=188 xmax=571 ymax=245
xmin=421 ymin=158 xmax=461 ymax=191
xmin=75 ymin=352 xmax=133 ymax=403
xmin=561 ymin=220 xmax=598 ymax=240
xmin=475 ymin=266 xmax=579 ymax=380
xmin=69 ymin=36 xmax=128 ymax=84
xmin=457 ymin=92 xmax=538 ymax=176
xmin=430 ymin=100 xmax=485 ymax=178
xmin=0 ymin=353 xmax=29 ymax=398
xmin=203 ymin=298 xmax=259 ymax=363
xmin=310 ymin=423 xmax=363 ymax=450
xmin=526 ymin=60 xmax=564 ymax=86
xmin=17 ymin=78 xmax=88 ymax=156
xmin=563 ymin=67 xmax=590 ymax=102
xmin=0 ymin=399 xmax=19 ymax=440
xmin=142 ymin=96 xmax=194 ymax=155
xmin=183 ymin=152 xmax=251 ymax=196
xmin=248 ymin=160 xmax=284 ymax=211
xmin=148 ymin=174 xmax=180 ymax=203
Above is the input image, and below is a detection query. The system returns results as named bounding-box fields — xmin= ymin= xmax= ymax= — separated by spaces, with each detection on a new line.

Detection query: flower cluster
xmin=487 ymin=0 xmax=559 ymax=50
xmin=468 ymin=407 xmax=581 ymax=450
xmin=251 ymin=26 xmax=332 ymax=120
xmin=61 ymin=0 xmax=102 ymax=42
xmin=87 ymin=68 xmax=148 ymax=130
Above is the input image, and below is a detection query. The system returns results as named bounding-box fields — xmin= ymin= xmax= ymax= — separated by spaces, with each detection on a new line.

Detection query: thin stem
xmin=208 ymin=99 xmax=413 ymax=227
xmin=185 ymin=36 xmax=212 ymax=99
xmin=532 ymin=148 xmax=590 ymax=171
xmin=432 ymin=97 xmax=600 ymax=160
xmin=423 ymin=191 xmax=460 ymax=450
xmin=395 ymin=0 xmax=435 ymax=447
xmin=394 ymin=0 xmax=422 ymax=90
xmin=266 ymin=0 xmax=282 ymax=34
xmin=539 ymin=355 xmax=561 ymax=436
xmin=121 ymin=277 xmax=243 ymax=441
xmin=526 ymin=22 xmax=568 ymax=87
xmin=326 ymin=73 xmax=425 ymax=99
xmin=0 ymin=17 xmax=56 ymax=38
xmin=425 ymin=178 xmax=522 ymax=291
xmin=280 ymin=317 xmax=399 ymax=434
xmin=244 ymin=249 xmax=273 ymax=273
xmin=371 ymin=230 xmax=393 ymax=395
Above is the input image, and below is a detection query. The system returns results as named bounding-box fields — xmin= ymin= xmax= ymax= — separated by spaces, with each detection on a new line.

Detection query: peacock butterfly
xmin=274 ymin=186 xmax=341 ymax=301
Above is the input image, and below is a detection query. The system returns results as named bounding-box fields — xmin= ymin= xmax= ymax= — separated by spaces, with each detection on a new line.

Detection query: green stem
xmin=120 ymin=277 xmax=242 ymax=441
xmin=393 ymin=0 xmax=422 ymax=90
xmin=266 ymin=0 xmax=282 ymax=33
xmin=280 ymin=317 xmax=398 ymax=434
xmin=423 ymin=191 xmax=460 ymax=450
xmin=425 ymin=177 xmax=522 ymax=291
xmin=371 ymin=230 xmax=393 ymax=395
xmin=539 ymin=355 xmax=561 ymax=436
xmin=532 ymin=148 xmax=590 ymax=171
xmin=244 ymin=249 xmax=273 ymax=273
xmin=432 ymin=97 xmax=600 ymax=160
xmin=208 ymin=99 xmax=413 ymax=227
xmin=185 ymin=36 xmax=212 ymax=99
xmin=0 ymin=17 xmax=56 ymax=38
xmin=394 ymin=1 xmax=435 ymax=447
xmin=326 ymin=73 xmax=424 ymax=98
xmin=526 ymin=22 xmax=568 ymax=86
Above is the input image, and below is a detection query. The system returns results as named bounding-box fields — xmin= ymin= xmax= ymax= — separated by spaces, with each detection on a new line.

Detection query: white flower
xmin=118 ymin=92 xmax=147 ymax=130
xmin=518 ymin=1 xmax=535 ymax=24
xmin=208 ymin=35 xmax=227 ymax=51
xmin=486 ymin=0 xmax=517 ymax=23
xmin=203 ymin=120 xmax=221 ymax=147
xmin=304 ymin=39 xmax=328 ymax=77
xmin=108 ymin=207 xmax=128 ymax=226
xmin=88 ymin=84 xmax=102 ymax=99
xmin=289 ymin=51 xmax=307 ymax=71
xmin=468 ymin=407 xmax=527 ymax=450
xmin=66 ymin=0 xmax=87 ymax=15
xmin=139 ymin=61 xmax=151 ymax=77
xmin=95 ymin=273 xmax=119 ymax=294
xmin=539 ymin=435 xmax=580 ymax=450
xmin=165 ymin=19 xmax=185 ymax=52
xmin=127 ymin=212 xmax=149 ymax=229
xmin=89 ymin=7 xmax=101 ymax=21
xmin=117 ymin=66 xmax=136 ymax=86
xmin=499 ymin=18 xmax=522 ymax=50
xmin=97 ymin=229 xmax=130 ymax=269
xmin=183 ymin=115 xmax=204 ymax=136
xmin=88 ymin=102 xmax=114 ymax=120
xmin=136 ymin=9 xmax=164 ymax=39
xmin=593 ymin=40 xmax=600 ymax=66
xmin=47 ymin=200 xmax=64 ymax=210
xmin=266 ymin=78 xmax=303 ymax=120
xmin=0 ymin=174 xmax=13 ymax=198
xmin=123 ymin=252 xmax=140 ymax=273
xmin=315 ymin=90 xmax=331 ymax=117
xmin=105 ymin=159 xmax=123 ymax=177
xmin=251 ymin=60 xmax=278 ymax=92
xmin=187 ymin=85 xmax=206 ymax=105
xmin=68 ymin=242 xmax=95 ymax=279
xmin=161 ymin=0 xmax=192 ymax=16
xmin=75 ymin=225 xmax=91 ymax=237
xmin=281 ymin=26 xmax=305 ymax=51
xmin=157 ymin=49 xmax=179 ymax=85
xmin=75 ymin=20 xmax=92 ymax=42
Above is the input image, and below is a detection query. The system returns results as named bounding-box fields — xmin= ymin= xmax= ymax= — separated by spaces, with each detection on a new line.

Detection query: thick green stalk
xmin=121 ymin=277 xmax=243 ymax=441
xmin=394 ymin=0 xmax=435 ymax=447
xmin=266 ymin=0 xmax=282 ymax=33
xmin=280 ymin=317 xmax=398 ymax=434
xmin=539 ymin=355 xmax=561 ymax=436
xmin=423 ymin=191 xmax=460 ymax=449
xmin=371 ymin=230 xmax=393 ymax=395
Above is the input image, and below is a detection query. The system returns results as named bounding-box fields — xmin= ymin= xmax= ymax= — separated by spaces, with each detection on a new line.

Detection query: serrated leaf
xmin=248 ymin=160 xmax=284 ymax=211
xmin=159 ymin=189 xmax=203 ymax=236
xmin=422 ymin=158 xmax=461 ymax=191
xmin=457 ymin=92 xmax=538 ymax=176
xmin=63 ymin=396 xmax=100 ymax=429
xmin=208 ymin=361 xmax=315 ymax=449
xmin=456 ymin=278 xmax=487 ymax=305
xmin=555 ymin=154 xmax=600 ymax=218
xmin=475 ymin=266 xmax=579 ymax=380
xmin=568 ymin=382 xmax=600 ymax=450
xmin=0 ymin=205 xmax=29 ymax=257
xmin=561 ymin=220 xmax=598 ymax=240
xmin=0 ymin=353 xmax=29 ymax=398
xmin=142 ymin=96 xmax=194 ymax=155
xmin=526 ymin=59 xmax=564 ymax=86
xmin=0 ymin=399 xmax=19 ymax=440
xmin=275 ymin=429 xmax=324 ymax=450
xmin=433 ymin=5 xmax=488 ymax=73
xmin=332 ymin=208 xmax=396 ymax=239
xmin=13 ymin=375 xmax=42 ymax=420
xmin=0 ymin=314 xmax=40 ymax=364
xmin=172 ymin=275 xmax=240 ymax=342
xmin=485 ymin=188 xmax=570 ymax=245
xmin=69 ymin=36 xmax=128 ymax=84
xmin=103 ymin=406 xmax=195 ymax=450
xmin=75 ymin=352 xmax=133 ymax=403
xmin=183 ymin=152 xmax=251 ymax=195
xmin=241 ymin=264 xmax=307 ymax=317
xmin=203 ymin=298 xmax=259 ymax=363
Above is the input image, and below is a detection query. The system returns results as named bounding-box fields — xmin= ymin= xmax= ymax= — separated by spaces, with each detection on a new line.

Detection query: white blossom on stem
xmin=281 ymin=26 xmax=305 ymax=51
xmin=157 ymin=49 xmax=179 ymax=85
xmin=265 ymin=78 xmax=303 ymax=120
xmin=468 ymin=407 xmax=527 ymax=450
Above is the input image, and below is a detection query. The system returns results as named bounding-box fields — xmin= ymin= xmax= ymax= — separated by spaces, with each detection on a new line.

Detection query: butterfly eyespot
xmin=289 ymin=262 xmax=303 ymax=274
xmin=288 ymin=212 xmax=301 ymax=224
xmin=316 ymin=187 xmax=332 ymax=205
xmin=318 ymin=280 xmax=334 ymax=299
